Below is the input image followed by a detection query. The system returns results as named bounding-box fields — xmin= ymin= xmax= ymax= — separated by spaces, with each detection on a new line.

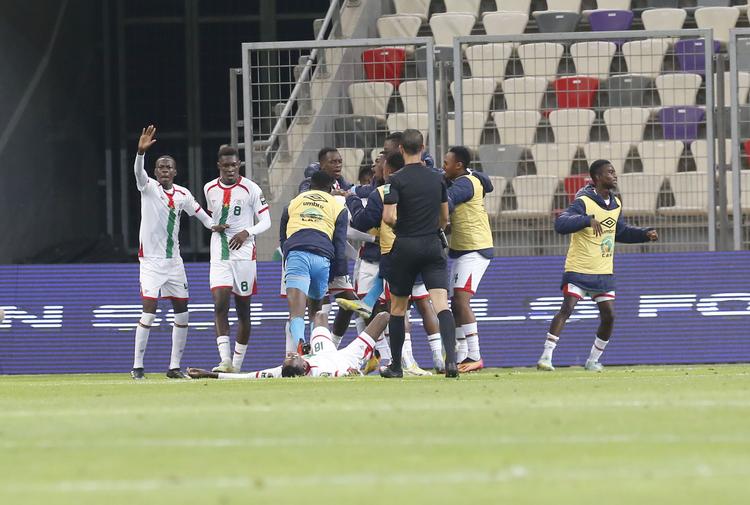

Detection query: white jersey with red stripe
xmin=135 ymin=154 xmax=209 ymax=259
xmin=204 ymin=176 xmax=269 ymax=261
xmin=303 ymin=327 xmax=376 ymax=377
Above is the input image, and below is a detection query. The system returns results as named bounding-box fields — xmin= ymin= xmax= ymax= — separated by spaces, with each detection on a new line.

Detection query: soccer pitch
xmin=1 ymin=365 xmax=748 ymax=504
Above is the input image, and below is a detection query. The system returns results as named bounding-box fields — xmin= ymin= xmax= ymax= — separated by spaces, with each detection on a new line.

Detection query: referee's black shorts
xmin=386 ymin=235 xmax=448 ymax=297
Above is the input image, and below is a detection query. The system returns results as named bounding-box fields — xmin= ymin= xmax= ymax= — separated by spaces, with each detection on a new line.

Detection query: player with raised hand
xmin=131 ymin=125 xmax=223 ymax=380
xmin=537 ymin=160 xmax=658 ymax=372
xmin=204 ymin=145 xmax=271 ymax=373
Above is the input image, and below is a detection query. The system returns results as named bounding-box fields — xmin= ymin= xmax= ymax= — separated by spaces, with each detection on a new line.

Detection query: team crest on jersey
xmin=304 ymin=194 xmax=328 ymax=202
xmin=383 ymin=184 xmax=390 ymax=195
xmin=600 ymin=236 xmax=614 ymax=257
xmin=260 ymin=194 xmax=267 ymax=205
xmin=600 ymin=217 xmax=617 ymax=229
xmin=300 ymin=208 xmax=324 ymax=222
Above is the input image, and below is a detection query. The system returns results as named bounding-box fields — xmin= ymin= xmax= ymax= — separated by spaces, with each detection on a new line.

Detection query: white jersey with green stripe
xmin=204 ymin=176 xmax=269 ymax=261
xmin=135 ymin=154 xmax=209 ymax=259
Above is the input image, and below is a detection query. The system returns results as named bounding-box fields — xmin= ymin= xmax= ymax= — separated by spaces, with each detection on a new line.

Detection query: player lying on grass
xmin=187 ymin=311 xmax=390 ymax=379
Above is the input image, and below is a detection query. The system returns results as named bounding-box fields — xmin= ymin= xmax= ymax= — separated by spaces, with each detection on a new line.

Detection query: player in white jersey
xmin=187 ymin=311 xmax=389 ymax=380
xmin=203 ymin=144 xmax=271 ymax=373
xmin=131 ymin=125 xmax=224 ymax=380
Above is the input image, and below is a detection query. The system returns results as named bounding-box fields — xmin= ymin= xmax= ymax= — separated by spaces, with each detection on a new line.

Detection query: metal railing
xmin=728 ymin=28 xmax=750 ymax=251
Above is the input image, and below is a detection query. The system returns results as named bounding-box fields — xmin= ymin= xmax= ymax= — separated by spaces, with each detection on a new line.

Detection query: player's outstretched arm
xmin=615 ymin=215 xmax=658 ymax=243
xmin=331 ymin=209 xmax=349 ymax=278
xmin=134 ymin=125 xmax=157 ymax=191
xmin=554 ymin=199 xmax=591 ymax=235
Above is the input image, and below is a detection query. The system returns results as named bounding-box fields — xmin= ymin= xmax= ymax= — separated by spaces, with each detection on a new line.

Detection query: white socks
xmin=216 ymin=335 xmax=231 ymax=362
xmin=284 ymin=320 xmax=295 ymax=353
xmin=463 ymin=322 xmax=480 ymax=361
xmin=375 ymin=332 xmax=391 ymax=363
xmin=233 ymin=342 xmax=248 ymax=371
xmin=169 ymin=312 xmax=189 ymax=370
xmin=455 ymin=326 xmax=468 ymax=363
xmin=402 ymin=332 xmax=417 ymax=368
xmin=133 ymin=312 xmax=156 ymax=369
xmin=541 ymin=333 xmax=559 ymax=360
xmin=588 ymin=337 xmax=608 ymax=362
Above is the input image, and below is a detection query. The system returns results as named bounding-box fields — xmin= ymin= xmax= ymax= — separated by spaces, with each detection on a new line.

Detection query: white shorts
xmin=210 ymin=259 xmax=257 ymax=297
xmin=354 ymin=259 xmax=379 ymax=298
xmin=380 ymin=281 xmax=430 ymax=303
xmin=139 ymin=257 xmax=189 ymax=300
xmin=450 ymin=252 xmax=491 ymax=295
xmin=328 ymin=275 xmax=354 ymax=296
xmin=310 ymin=327 xmax=376 ymax=371
xmin=563 ymin=283 xmax=616 ymax=304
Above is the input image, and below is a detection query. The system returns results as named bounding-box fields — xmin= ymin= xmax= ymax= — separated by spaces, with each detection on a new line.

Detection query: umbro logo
xmin=305 ymin=194 xmax=328 ymax=202
xmin=600 ymin=217 xmax=617 ymax=229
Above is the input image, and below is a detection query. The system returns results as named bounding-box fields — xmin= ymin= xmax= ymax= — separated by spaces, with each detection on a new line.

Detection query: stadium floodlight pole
xmin=729 ymin=29 xmax=744 ymax=251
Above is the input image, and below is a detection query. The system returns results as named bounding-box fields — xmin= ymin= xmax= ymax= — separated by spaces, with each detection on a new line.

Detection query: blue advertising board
xmin=1 ymin=252 xmax=749 ymax=374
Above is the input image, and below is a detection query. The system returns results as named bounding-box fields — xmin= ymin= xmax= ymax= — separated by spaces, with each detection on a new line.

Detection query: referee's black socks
xmin=437 ymin=310 xmax=457 ymax=364
xmin=388 ymin=315 xmax=405 ymax=372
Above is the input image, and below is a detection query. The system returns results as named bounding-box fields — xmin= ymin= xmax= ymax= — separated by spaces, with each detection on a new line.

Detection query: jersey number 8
xmin=233 ymin=206 xmax=242 ymax=216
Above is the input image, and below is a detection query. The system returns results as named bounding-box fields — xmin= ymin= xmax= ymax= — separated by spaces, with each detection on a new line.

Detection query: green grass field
xmin=1 ymin=365 xmax=748 ymax=504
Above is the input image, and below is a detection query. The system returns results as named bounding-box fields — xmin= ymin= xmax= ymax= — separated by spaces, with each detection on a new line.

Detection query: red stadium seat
xmin=564 ymin=174 xmax=590 ymax=203
xmin=744 ymin=139 xmax=750 ymax=168
xmin=553 ymin=76 xmax=600 ymax=109
xmin=361 ymin=47 xmax=406 ymax=87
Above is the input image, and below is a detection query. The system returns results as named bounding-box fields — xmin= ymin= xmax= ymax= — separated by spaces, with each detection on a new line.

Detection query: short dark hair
xmin=281 ymin=361 xmax=306 ymax=377
xmin=318 ymin=147 xmax=338 ymax=163
xmin=310 ymin=170 xmax=334 ymax=191
xmin=218 ymin=144 xmax=238 ymax=159
xmin=358 ymin=165 xmax=373 ymax=181
xmin=589 ymin=159 xmax=612 ymax=181
xmin=155 ymin=155 xmax=176 ymax=166
xmin=385 ymin=131 xmax=404 ymax=145
xmin=401 ymin=129 xmax=423 ymax=155
xmin=385 ymin=151 xmax=405 ymax=172
xmin=448 ymin=146 xmax=471 ymax=169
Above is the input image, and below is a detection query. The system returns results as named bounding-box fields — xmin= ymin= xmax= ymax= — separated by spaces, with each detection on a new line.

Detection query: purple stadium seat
xmin=589 ymin=10 xmax=634 ymax=32
xmin=674 ymin=39 xmax=721 ymax=76
xmin=659 ymin=106 xmax=705 ymax=143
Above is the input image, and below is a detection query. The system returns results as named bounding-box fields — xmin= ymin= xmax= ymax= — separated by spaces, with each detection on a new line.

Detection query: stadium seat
xmin=483 ymin=12 xmax=529 ymax=36
xmin=333 ymin=116 xmax=385 ymax=150
xmin=377 ymin=15 xmax=422 ymax=41
xmin=570 ymin=41 xmax=617 ymax=80
xmin=740 ymin=106 xmax=750 ymax=139
xmin=394 ymin=0 xmax=430 ymax=21
xmin=584 ymin=141 xmax=631 ymax=172
xmin=530 ymin=143 xmax=577 ymax=178
xmin=694 ymin=7 xmax=740 ymax=45
xmin=361 ymin=48 xmax=406 ymax=88
xmin=714 ymin=71 xmax=750 ymax=107
xmin=494 ymin=0 xmax=531 ymax=13
xmin=546 ymin=0 xmax=583 ymax=12
xmin=640 ymin=8 xmax=687 ymax=34
xmin=517 ymin=42 xmax=564 ymax=82
xmin=726 ymin=170 xmax=750 ymax=213
xmin=399 ymin=80 xmax=442 ymax=114
xmin=603 ymin=107 xmax=651 ymax=146
xmin=485 ymin=175 xmax=507 ymax=217
xmin=588 ymin=10 xmax=634 ymax=33
xmin=637 ymin=140 xmax=684 ymax=176
xmin=660 ymin=172 xmax=709 ymax=216
xmin=503 ymin=175 xmax=560 ymax=218
xmin=493 ymin=110 xmax=541 ymax=146
xmin=549 ymin=108 xmax=596 ymax=146
xmin=338 ymin=148 xmax=365 ymax=184
xmin=447 ymin=111 xmax=488 ymax=151
xmin=429 ymin=13 xmax=476 ymax=48
xmin=605 ymin=74 xmax=651 ymax=107
xmin=595 ymin=0 xmax=631 ymax=8
xmin=502 ymin=76 xmax=548 ymax=111
xmin=492 ymin=110 xmax=541 ymax=147
xmin=655 ymin=73 xmax=702 ymax=107
xmin=563 ymin=174 xmax=590 ymax=202
xmin=737 ymin=38 xmax=750 ymax=71
xmin=370 ymin=148 xmax=380 ymax=164
xmin=615 ymin=173 xmax=663 ymax=215
xmin=386 ymin=113 xmax=429 ymax=139
xmin=465 ymin=43 xmax=514 ymax=84
xmin=646 ymin=0 xmax=678 ymax=7
xmin=745 ymin=139 xmax=750 ymax=163
xmin=553 ymin=76 xmax=600 ymax=109
xmin=697 ymin=0 xmax=731 ymax=7
xmin=659 ymin=106 xmax=705 ymax=143
xmin=622 ymin=39 xmax=670 ymax=79
xmin=533 ymin=11 xmax=581 ymax=33
xmin=445 ymin=0 xmax=482 ymax=16
xmin=451 ymin=77 xmax=498 ymax=115
xmin=674 ymin=39 xmax=720 ymax=76
xmin=479 ymin=145 xmax=524 ymax=178
xmin=690 ymin=139 xmax=733 ymax=172
xmin=348 ymin=82 xmax=394 ymax=121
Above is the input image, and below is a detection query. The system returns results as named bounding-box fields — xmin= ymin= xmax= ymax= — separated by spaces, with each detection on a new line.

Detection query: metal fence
xmin=238 ymin=23 xmax=750 ymax=257
xmin=729 ymin=28 xmax=750 ymax=251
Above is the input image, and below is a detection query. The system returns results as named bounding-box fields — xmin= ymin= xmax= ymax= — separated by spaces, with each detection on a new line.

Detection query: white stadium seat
xmin=483 ymin=12 xmax=529 ymax=36
xmin=338 ymin=148 xmax=365 ymax=184
xmin=399 ymin=80 xmax=442 ymax=114
xmin=448 ymin=111 xmax=488 ymax=151
xmin=387 ymin=113 xmax=430 ymax=140
xmin=584 ymin=142 xmax=631 ymax=173
xmin=377 ymin=15 xmax=422 ymax=40
xmin=714 ymin=71 xmax=750 ymax=107
xmin=622 ymin=39 xmax=670 ymax=79
xmin=549 ymin=108 xmax=596 ymax=146
xmin=503 ymin=175 xmax=560 ymax=219
xmin=545 ymin=0 xmax=582 ymax=12
xmin=655 ymin=73 xmax=702 ymax=107
xmin=660 ymin=172 xmax=709 ymax=216
xmin=570 ymin=41 xmax=617 ymax=80
xmin=502 ymin=76 xmax=548 ymax=111
xmin=641 ymin=8 xmax=687 ymax=33
xmin=451 ymin=77 xmax=498 ymax=115
xmin=726 ymin=170 xmax=750 ymax=213
xmin=694 ymin=6 xmax=740 ymax=44
xmin=494 ymin=0 xmax=531 ymax=13
xmin=615 ymin=173 xmax=663 ymax=215
xmin=429 ymin=13 xmax=476 ymax=47
xmin=518 ymin=42 xmax=564 ymax=81
xmin=603 ymin=107 xmax=651 ymax=146
xmin=465 ymin=43 xmax=514 ymax=83
xmin=394 ymin=0 xmax=430 ymax=22
xmin=637 ymin=140 xmax=684 ymax=176
xmin=348 ymin=82 xmax=394 ymax=121
xmin=595 ymin=0 xmax=631 ymax=9
xmin=445 ymin=0 xmax=482 ymax=16
xmin=690 ymin=139 xmax=733 ymax=172
xmin=485 ymin=175 xmax=507 ymax=217
xmin=530 ymin=143 xmax=577 ymax=179
xmin=493 ymin=110 xmax=541 ymax=146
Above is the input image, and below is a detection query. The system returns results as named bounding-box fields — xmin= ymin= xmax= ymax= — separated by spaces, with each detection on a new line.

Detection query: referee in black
xmin=381 ymin=129 xmax=458 ymax=378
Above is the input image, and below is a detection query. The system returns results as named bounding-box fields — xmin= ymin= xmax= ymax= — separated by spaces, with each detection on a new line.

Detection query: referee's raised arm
xmin=380 ymin=129 xmax=459 ymax=379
